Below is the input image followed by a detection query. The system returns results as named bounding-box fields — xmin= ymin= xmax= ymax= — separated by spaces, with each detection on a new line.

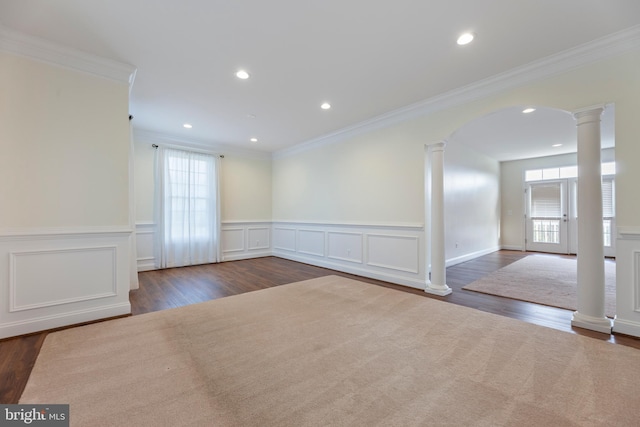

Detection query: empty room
xmin=2 ymin=1 xmax=640 ymax=425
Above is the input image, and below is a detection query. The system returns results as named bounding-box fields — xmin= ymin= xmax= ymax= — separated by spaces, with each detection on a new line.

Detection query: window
xmin=602 ymin=178 xmax=615 ymax=247
xmin=525 ymin=162 xmax=615 ymax=182
xmin=157 ymin=147 xmax=220 ymax=268
xmin=525 ymin=163 xmax=616 ymax=252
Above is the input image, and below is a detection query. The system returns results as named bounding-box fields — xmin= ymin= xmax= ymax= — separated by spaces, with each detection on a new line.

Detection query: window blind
xmin=530 ymin=182 xmax=561 ymax=218
xmin=602 ymin=178 xmax=614 ymax=218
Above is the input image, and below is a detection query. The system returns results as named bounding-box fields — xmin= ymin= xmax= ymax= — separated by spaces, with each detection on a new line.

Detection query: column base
xmin=571 ymin=311 xmax=612 ymax=334
xmin=425 ymin=282 xmax=452 ymax=296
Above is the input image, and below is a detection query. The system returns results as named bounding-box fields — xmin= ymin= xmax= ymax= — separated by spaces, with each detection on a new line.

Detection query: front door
xmin=526 ymin=180 xmax=568 ymax=254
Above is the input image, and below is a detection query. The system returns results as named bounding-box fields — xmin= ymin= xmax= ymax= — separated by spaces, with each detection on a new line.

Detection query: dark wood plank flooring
xmin=2 ymin=250 xmax=639 ymax=404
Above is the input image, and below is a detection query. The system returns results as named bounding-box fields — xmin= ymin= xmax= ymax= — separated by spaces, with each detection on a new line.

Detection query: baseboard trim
xmin=0 ymin=302 xmax=131 ymax=340
xmin=274 ymin=251 xmax=425 ymax=290
xmin=500 ymin=245 xmax=524 ymax=251
xmin=613 ymin=317 xmax=640 ymax=338
xmin=137 ymin=260 xmax=156 ymax=272
xmin=446 ymin=246 xmax=501 ymax=267
xmin=222 ymin=251 xmax=272 ymax=262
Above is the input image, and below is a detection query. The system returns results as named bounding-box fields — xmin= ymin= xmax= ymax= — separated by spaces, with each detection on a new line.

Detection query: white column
xmin=571 ymin=106 xmax=612 ymax=334
xmin=425 ymin=141 xmax=452 ymax=296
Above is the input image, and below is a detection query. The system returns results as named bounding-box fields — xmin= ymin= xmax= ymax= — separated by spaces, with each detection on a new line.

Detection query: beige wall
xmin=273 ymin=125 xmax=425 ymax=225
xmin=133 ymin=140 xmax=156 ymax=223
xmin=274 ymin=50 xmax=640 ymax=231
xmin=0 ymin=51 xmax=131 ymax=229
xmin=220 ymin=152 xmax=272 ymax=222
xmin=133 ymin=137 xmax=272 ymax=224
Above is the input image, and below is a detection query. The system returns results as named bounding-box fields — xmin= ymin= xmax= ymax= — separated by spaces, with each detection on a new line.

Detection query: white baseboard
xmin=500 ymin=244 xmax=524 ymax=251
xmin=137 ymin=256 xmax=156 ymax=271
xmin=613 ymin=318 xmax=640 ymax=338
xmin=274 ymin=251 xmax=426 ymax=290
xmin=222 ymin=251 xmax=272 ymax=262
xmin=0 ymin=302 xmax=131 ymax=339
xmin=446 ymin=246 xmax=501 ymax=267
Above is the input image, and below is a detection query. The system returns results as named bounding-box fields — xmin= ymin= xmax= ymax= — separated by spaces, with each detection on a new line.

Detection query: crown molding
xmin=0 ymin=24 xmax=136 ymax=87
xmin=274 ymin=25 xmax=640 ymax=159
xmin=132 ymin=128 xmax=272 ymax=159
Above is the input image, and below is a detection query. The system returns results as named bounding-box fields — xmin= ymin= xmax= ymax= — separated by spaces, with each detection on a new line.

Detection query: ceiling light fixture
xmin=236 ymin=70 xmax=250 ymax=80
xmin=183 ymin=123 xmax=193 ymax=129
xmin=321 ymin=102 xmax=331 ymax=110
xmin=250 ymin=138 xmax=258 ymax=142
xmin=456 ymin=32 xmax=475 ymax=45
xmin=522 ymin=108 xmax=536 ymax=114
xmin=552 ymin=143 xmax=563 ymax=147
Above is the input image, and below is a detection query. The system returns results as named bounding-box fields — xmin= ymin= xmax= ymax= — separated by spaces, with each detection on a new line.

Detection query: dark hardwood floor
xmin=2 ymin=250 xmax=639 ymax=403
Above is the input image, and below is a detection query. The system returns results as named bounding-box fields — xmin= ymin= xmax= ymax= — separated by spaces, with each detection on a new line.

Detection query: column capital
xmin=573 ymin=105 xmax=604 ymax=125
xmin=427 ymin=140 xmax=447 ymax=152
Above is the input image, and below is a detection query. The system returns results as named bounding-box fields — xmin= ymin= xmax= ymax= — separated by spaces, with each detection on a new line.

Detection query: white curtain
xmin=155 ymin=146 xmax=221 ymax=268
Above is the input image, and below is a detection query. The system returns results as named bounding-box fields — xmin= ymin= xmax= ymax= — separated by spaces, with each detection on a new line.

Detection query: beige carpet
xmin=21 ymin=276 xmax=639 ymax=426
xmin=463 ymin=255 xmax=616 ymax=318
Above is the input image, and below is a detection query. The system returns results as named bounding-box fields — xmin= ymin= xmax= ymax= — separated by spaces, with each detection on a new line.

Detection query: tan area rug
xmin=21 ymin=276 xmax=639 ymax=426
xmin=463 ymin=255 xmax=616 ymax=318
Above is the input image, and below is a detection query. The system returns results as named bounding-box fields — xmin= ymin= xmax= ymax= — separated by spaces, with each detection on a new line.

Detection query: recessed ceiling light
xmin=552 ymin=143 xmax=563 ymax=147
xmin=236 ymin=70 xmax=250 ymax=80
xmin=456 ymin=32 xmax=475 ymax=45
xmin=183 ymin=123 xmax=193 ymax=129
xmin=522 ymin=108 xmax=536 ymax=114
xmin=321 ymin=102 xmax=331 ymax=110
xmin=250 ymin=138 xmax=258 ymax=142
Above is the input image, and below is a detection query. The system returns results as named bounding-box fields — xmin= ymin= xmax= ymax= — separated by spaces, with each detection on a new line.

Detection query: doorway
xmin=526 ymin=180 xmax=568 ymax=254
xmin=525 ymin=176 xmax=616 ymax=257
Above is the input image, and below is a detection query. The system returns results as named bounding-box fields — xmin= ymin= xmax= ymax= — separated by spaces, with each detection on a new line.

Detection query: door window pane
xmin=532 ymin=219 xmax=560 ymax=244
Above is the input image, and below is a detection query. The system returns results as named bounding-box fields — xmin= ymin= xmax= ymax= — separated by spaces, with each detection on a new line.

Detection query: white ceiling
xmin=450 ymin=106 xmax=616 ymax=162
xmin=0 ymin=0 xmax=638 ymax=159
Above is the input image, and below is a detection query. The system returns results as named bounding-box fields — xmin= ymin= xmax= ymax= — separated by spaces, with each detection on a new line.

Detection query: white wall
xmin=445 ymin=141 xmax=501 ymax=264
xmin=0 ymin=50 xmax=133 ymax=339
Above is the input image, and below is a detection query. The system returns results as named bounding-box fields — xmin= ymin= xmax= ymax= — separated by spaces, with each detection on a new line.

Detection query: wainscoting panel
xmin=135 ymin=220 xmax=501 ymax=294
xmin=248 ymin=227 xmax=270 ymax=251
xmin=273 ymin=227 xmax=297 ymax=252
xmin=137 ymin=222 xmax=274 ymax=266
xmin=328 ymin=231 xmax=363 ymax=264
xmin=612 ymin=227 xmax=640 ymax=338
xmin=0 ymin=228 xmax=132 ymax=339
xmin=222 ymin=228 xmax=245 ymax=253
xmin=298 ymin=229 xmax=325 ymax=257
xmin=135 ymin=222 xmax=156 ymax=271
xmin=222 ymin=221 xmax=272 ymax=261
xmin=10 ymin=246 xmax=117 ymax=312
xmin=272 ymin=222 xmax=426 ymax=289
xmin=367 ymin=234 xmax=419 ymax=274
